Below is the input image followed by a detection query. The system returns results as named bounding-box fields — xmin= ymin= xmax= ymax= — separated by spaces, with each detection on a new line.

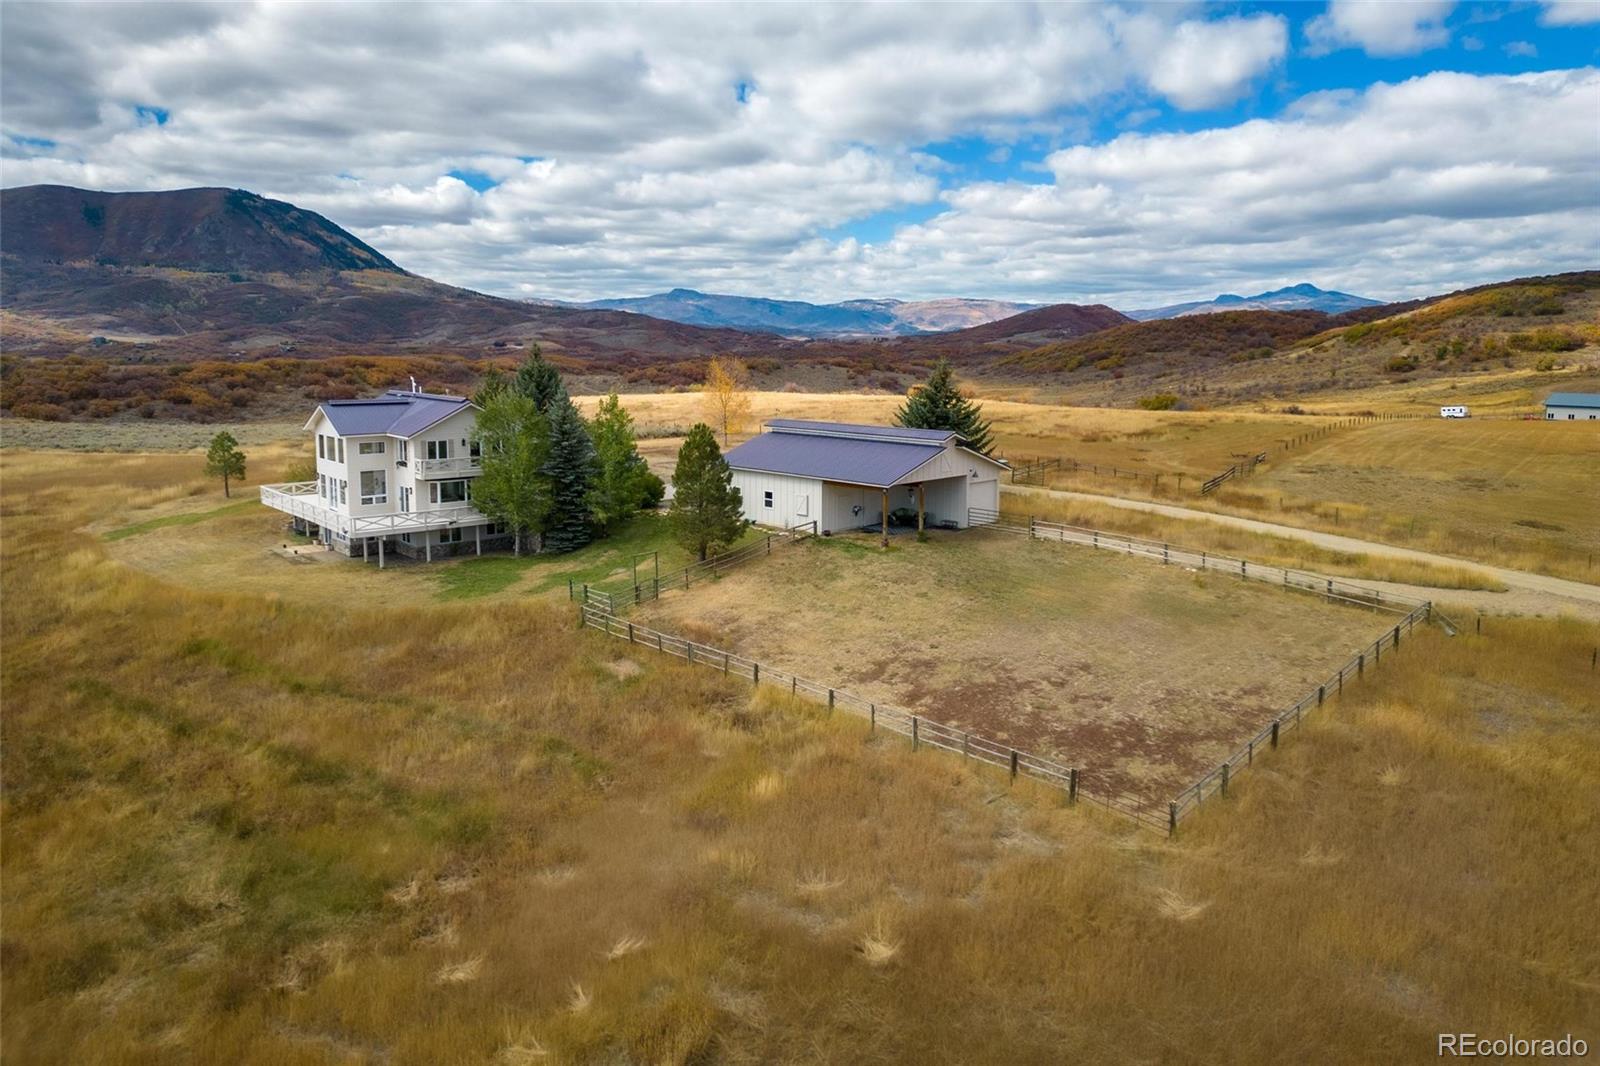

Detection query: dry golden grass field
xmin=3 ymin=434 xmax=1600 ymax=1064
xmin=636 ymin=531 xmax=1386 ymax=810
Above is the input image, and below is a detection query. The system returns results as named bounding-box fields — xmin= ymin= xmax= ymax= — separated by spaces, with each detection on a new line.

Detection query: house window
xmin=763 ymin=490 xmax=774 ymax=509
xmin=430 ymin=480 xmax=469 ymax=504
xmin=397 ymin=439 xmax=408 ymax=462
xmin=318 ymin=473 xmax=326 ymax=498
xmin=358 ymin=441 xmax=385 ymax=455
xmin=337 ymin=438 xmax=345 ymax=463
xmin=359 ymin=470 xmax=388 ymax=505
xmin=469 ymin=440 xmax=481 ymax=460
xmin=339 ymin=480 xmax=347 ymax=505
xmin=427 ymin=439 xmax=450 ymax=461
xmin=317 ymin=436 xmax=325 ymax=459
xmin=439 ymin=527 xmax=463 ymax=544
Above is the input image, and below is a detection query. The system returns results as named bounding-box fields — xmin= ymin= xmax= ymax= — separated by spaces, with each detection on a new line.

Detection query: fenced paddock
xmin=622 ymin=517 xmax=1419 ymax=827
xmin=579 ymin=603 xmax=1166 ymax=830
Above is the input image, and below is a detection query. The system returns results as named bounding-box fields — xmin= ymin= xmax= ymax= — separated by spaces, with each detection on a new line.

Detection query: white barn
xmin=1543 ymin=392 xmax=1600 ymax=421
xmin=724 ymin=420 xmax=1006 ymax=542
xmin=258 ymin=390 xmax=509 ymax=566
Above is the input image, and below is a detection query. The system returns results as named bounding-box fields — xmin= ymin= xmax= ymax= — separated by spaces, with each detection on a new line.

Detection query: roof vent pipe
xmin=409 ymin=375 xmax=418 ymax=393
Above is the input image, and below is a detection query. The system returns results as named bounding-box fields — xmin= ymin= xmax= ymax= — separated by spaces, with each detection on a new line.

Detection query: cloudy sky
xmin=2 ymin=1 xmax=1597 ymax=308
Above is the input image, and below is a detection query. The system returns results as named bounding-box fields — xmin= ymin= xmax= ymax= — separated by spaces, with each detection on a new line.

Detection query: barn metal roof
xmin=763 ymin=419 xmax=957 ymax=444
xmin=1543 ymin=392 xmax=1600 ymax=408
xmin=311 ymin=391 xmax=474 ymax=437
xmin=724 ymin=430 xmax=944 ymax=488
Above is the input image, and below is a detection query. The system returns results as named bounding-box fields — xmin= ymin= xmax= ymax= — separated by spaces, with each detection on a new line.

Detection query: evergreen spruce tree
xmin=895 ymin=357 xmax=995 ymax=454
xmin=473 ymin=367 xmax=509 ymax=408
xmin=512 ymin=344 xmax=563 ymax=414
xmin=668 ymin=423 xmax=744 ymax=561
xmin=586 ymin=390 xmax=654 ymax=532
xmin=542 ymin=389 xmax=600 ymax=552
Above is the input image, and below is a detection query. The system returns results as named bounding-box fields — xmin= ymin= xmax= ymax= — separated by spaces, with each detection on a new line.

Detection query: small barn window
xmin=763 ymin=490 xmax=774 ymax=508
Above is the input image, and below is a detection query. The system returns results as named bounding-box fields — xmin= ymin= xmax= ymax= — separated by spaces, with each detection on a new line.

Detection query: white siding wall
xmin=730 ymin=471 xmax=822 ymax=529
xmin=820 ymin=484 xmax=885 ymax=533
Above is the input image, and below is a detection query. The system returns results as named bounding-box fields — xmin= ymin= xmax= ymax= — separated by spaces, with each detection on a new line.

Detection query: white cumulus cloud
xmin=1305 ymin=0 xmax=1456 ymax=57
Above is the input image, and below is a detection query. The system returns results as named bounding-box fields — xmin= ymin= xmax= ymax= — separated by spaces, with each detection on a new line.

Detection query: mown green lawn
xmin=431 ymin=512 xmax=762 ymax=601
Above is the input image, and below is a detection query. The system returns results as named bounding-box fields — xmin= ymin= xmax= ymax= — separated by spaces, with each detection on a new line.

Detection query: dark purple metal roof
xmin=725 ymin=430 xmax=943 ymax=488
xmin=764 ymin=419 xmax=955 ymax=443
xmin=318 ymin=391 xmax=473 ymax=437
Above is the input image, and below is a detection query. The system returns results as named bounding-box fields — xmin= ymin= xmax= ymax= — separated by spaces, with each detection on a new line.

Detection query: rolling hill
xmin=996 ymin=271 xmax=1600 ymax=407
xmin=0 ymin=184 xmax=774 ymax=365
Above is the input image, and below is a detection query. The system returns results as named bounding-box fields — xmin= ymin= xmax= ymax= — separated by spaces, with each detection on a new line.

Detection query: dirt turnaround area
xmin=640 ymin=529 xmax=1388 ymax=810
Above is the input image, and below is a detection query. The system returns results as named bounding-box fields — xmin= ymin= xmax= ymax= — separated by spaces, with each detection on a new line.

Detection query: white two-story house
xmin=259 ymin=390 xmax=509 ymax=566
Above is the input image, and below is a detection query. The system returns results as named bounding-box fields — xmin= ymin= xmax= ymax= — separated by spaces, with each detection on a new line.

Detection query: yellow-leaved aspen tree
xmin=703 ymin=356 xmax=753 ymax=446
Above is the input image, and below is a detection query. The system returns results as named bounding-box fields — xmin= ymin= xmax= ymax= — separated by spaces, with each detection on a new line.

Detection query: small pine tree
xmin=587 ymin=390 xmax=654 ymax=532
xmin=513 ymin=344 xmax=563 ymax=414
xmin=895 ymin=358 xmax=994 ymax=454
xmin=669 ymin=423 xmax=744 ymax=562
xmin=542 ymin=390 xmax=599 ymax=553
xmin=204 ymin=431 xmax=247 ymax=497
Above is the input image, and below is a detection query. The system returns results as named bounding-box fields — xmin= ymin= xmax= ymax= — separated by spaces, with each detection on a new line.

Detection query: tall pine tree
xmin=894 ymin=357 xmax=995 ymax=454
xmin=513 ymin=344 xmax=563 ymax=414
xmin=668 ymin=423 xmax=744 ymax=561
xmin=541 ymin=388 xmax=599 ymax=553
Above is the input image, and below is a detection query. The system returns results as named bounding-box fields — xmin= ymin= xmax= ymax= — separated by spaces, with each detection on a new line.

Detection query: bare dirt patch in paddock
xmin=636 ymin=529 xmax=1387 ymax=810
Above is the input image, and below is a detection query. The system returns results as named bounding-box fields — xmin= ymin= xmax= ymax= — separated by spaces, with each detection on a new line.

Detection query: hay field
xmin=635 ymin=531 xmax=1387 ymax=809
xmin=2 ymin=445 xmax=1598 ymax=1063
xmin=1239 ymin=418 xmax=1600 ymax=582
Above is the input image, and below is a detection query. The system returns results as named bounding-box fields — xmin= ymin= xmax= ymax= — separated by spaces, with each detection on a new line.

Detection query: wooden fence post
xmin=870 ymin=703 xmax=876 ymax=730
xmin=1168 ymin=803 xmax=1178 ymax=836
xmin=686 ymin=644 xmax=694 ymax=665
xmin=828 ymin=689 xmax=835 ymax=714
xmin=912 ymin=717 xmax=920 ymax=750
xmin=1393 ymin=625 xmax=1401 ymax=648
xmin=1270 ymin=719 xmax=1280 ymax=748
xmin=753 ymin=663 xmax=759 ymax=685
xmin=1220 ymin=763 xmax=1229 ymax=796
xmin=1358 ymin=652 xmax=1364 ymax=677
xmin=1248 ymin=740 xmax=1254 ymax=764
xmin=1068 ymin=768 xmax=1079 ymax=804
xmin=1009 ymin=750 xmax=1019 ymax=782
xmin=1317 ymin=684 xmax=1325 ymax=706
xmin=627 ymin=622 xmax=634 ymax=644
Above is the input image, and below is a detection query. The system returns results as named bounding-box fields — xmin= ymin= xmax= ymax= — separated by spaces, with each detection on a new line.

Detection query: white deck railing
xmin=259 ymin=483 xmax=487 ymax=536
xmin=413 ymin=456 xmax=482 ymax=478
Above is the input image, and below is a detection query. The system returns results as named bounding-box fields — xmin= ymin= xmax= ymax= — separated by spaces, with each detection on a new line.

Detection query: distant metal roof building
xmin=1543 ymin=392 xmax=1600 ymax=409
xmin=308 ymin=391 xmax=474 ymax=436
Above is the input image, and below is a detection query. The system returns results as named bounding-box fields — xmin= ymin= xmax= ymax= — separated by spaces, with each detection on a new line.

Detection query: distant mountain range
xmin=552 ymin=283 xmax=1380 ymax=336
xmin=1126 ymin=283 xmax=1382 ymax=321
xmin=543 ymin=288 xmax=1040 ymax=336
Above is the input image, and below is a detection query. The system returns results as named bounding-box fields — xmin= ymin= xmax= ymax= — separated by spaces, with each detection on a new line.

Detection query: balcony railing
xmin=413 ymin=456 xmax=482 ymax=478
xmin=260 ymin=482 xmax=488 ymax=537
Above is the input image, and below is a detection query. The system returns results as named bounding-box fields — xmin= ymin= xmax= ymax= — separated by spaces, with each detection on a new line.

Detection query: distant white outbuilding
xmin=1543 ymin=392 xmax=1600 ymax=421
xmin=723 ymin=420 xmax=1006 ymax=542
